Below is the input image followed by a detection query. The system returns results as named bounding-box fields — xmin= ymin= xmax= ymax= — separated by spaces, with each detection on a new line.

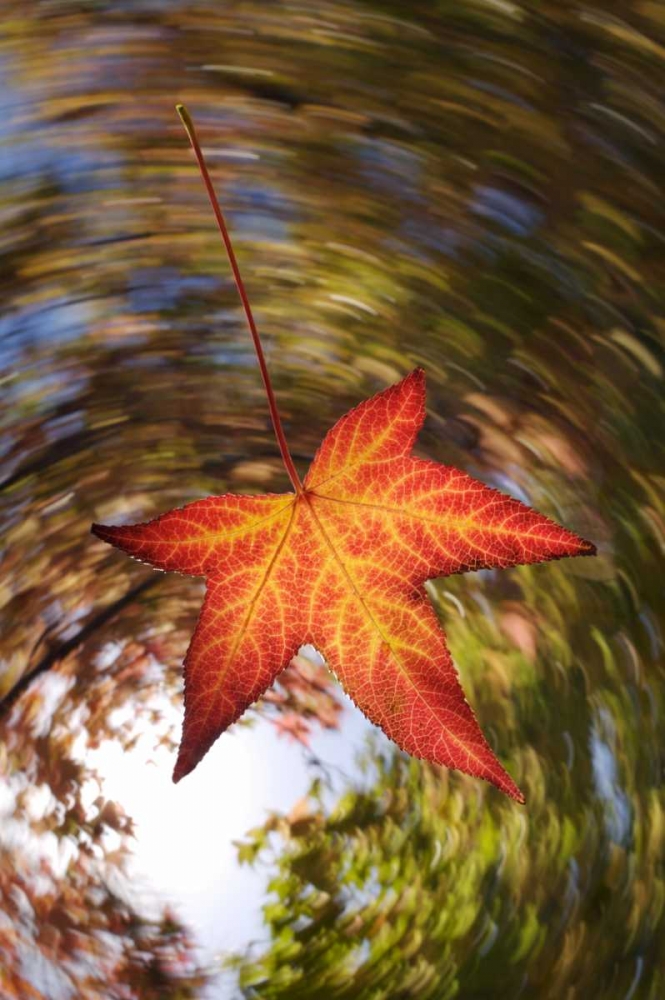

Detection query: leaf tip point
xmin=403 ymin=365 xmax=427 ymax=402
xmin=499 ymin=779 xmax=525 ymax=805
xmin=492 ymin=767 xmax=525 ymax=804
xmin=172 ymin=755 xmax=193 ymax=784
xmin=91 ymin=522 xmax=121 ymax=546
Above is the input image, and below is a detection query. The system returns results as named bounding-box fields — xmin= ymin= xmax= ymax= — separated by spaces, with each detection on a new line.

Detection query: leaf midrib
xmin=304 ymin=493 xmax=492 ymax=770
xmin=194 ymin=503 xmax=297 ymax=716
xmin=312 ymin=490 xmax=565 ymax=546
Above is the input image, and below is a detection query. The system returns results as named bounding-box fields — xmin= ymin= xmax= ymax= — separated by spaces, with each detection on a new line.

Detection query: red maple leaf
xmin=92 ymin=107 xmax=595 ymax=803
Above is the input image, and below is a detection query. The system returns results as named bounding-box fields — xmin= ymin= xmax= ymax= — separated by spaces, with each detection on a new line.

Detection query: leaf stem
xmin=176 ymin=104 xmax=303 ymax=494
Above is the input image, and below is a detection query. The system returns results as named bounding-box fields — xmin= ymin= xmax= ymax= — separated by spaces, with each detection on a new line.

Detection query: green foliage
xmin=230 ymin=741 xmax=664 ymax=999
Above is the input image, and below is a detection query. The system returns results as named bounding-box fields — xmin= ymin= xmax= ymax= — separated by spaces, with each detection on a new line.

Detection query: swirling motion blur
xmin=0 ymin=1 xmax=663 ymax=998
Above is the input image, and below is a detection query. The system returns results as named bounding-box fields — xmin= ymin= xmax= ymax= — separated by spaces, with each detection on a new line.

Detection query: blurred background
xmin=1 ymin=0 xmax=664 ymax=997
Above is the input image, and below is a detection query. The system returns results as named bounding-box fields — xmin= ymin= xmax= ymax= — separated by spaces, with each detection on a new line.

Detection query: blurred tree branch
xmin=0 ymin=575 xmax=161 ymax=719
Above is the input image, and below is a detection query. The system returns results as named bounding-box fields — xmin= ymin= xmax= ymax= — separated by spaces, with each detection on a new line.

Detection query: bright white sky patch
xmin=84 ymin=671 xmax=373 ymax=989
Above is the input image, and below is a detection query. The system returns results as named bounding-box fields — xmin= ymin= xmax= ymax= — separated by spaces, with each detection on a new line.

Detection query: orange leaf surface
xmin=92 ymin=369 xmax=595 ymax=802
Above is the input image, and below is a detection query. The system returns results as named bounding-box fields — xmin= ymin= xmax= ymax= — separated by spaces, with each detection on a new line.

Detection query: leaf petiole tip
xmin=175 ymin=103 xmax=192 ymax=132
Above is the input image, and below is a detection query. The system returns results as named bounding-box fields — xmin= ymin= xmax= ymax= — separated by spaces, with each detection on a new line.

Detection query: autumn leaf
xmin=92 ymin=367 xmax=594 ymax=802
xmin=91 ymin=106 xmax=595 ymax=803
